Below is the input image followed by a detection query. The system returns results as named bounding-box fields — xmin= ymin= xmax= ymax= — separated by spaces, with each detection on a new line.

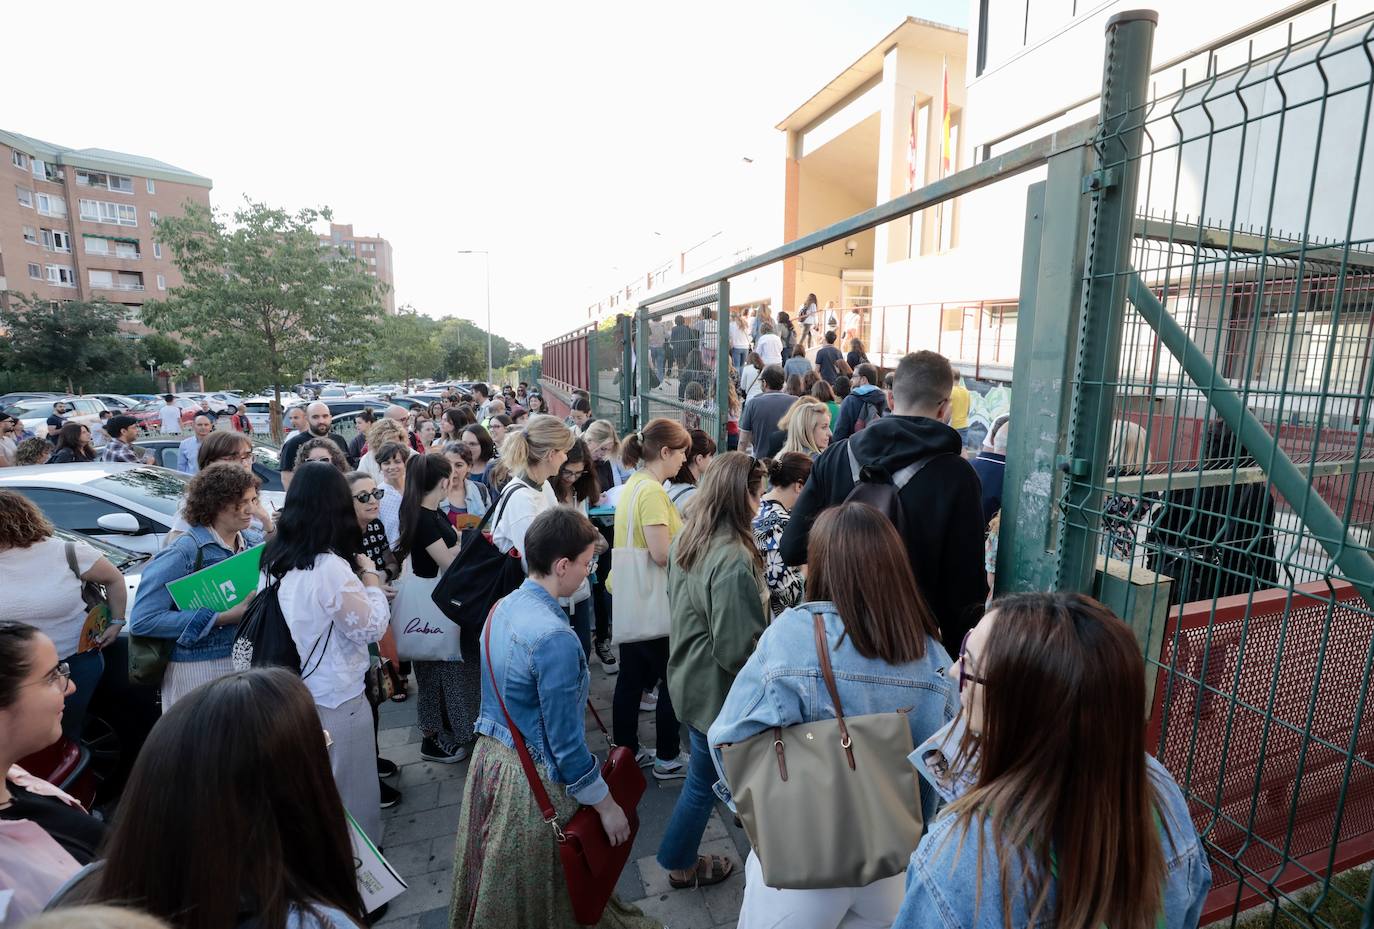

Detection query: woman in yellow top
xmin=949 ymin=376 xmax=972 ymax=449
xmin=610 ymin=417 xmax=692 ymax=780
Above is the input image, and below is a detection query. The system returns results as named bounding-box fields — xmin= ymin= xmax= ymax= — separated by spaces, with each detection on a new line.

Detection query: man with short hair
xmin=737 ymin=365 xmax=792 ymax=455
xmin=814 ymin=330 xmax=844 ymax=384
xmin=831 ymin=363 xmax=889 ymax=441
xmin=471 ymin=383 xmax=491 ymax=418
xmin=177 ymin=414 xmax=214 ymax=474
xmin=780 ymin=350 xmax=987 ymax=645
xmin=100 ymin=415 xmax=154 ymax=464
xmin=285 ymin=404 xmax=308 ymax=437
xmin=158 ymin=394 xmax=182 ymax=434
xmin=280 ymin=400 xmax=351 ymax=489
xmin=45 ymin=402 xmax=68 ymax=443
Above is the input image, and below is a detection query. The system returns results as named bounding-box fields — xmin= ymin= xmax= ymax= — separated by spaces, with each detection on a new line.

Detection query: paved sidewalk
xmin=373 ymin=660 xmax=748 ymax=928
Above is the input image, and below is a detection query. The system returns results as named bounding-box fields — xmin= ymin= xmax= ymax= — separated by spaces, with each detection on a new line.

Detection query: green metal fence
xmin=636 ymin=285 xmax=730 ymax=450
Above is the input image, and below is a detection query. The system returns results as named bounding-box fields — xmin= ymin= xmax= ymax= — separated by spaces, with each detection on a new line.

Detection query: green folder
xmin=167 ymin=543 xmax=265 ymax=612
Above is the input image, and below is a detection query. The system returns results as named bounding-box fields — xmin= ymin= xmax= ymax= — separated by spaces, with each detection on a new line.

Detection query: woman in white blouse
xmin=262 ymin=461 xmax=391 ymax=845
xmin=490 ymin=415 xmax=576 ymax=573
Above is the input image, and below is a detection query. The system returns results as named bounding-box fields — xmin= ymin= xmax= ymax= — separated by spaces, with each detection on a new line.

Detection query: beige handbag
xmin=718 ymin=613 xmax=923 ymax=889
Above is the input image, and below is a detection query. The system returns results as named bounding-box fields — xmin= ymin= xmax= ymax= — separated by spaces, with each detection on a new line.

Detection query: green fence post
xmin=636 ymin=309 xmax=650 ymax=433
xmin=587 ymin=324 xmax=598 ymax=419
xmin=620 ymin=316 xmax=634 ymax=435
xmin=715 ymin=281 xmax=731 ymax=452
xmin=1056 ymin=10 xmax=1157 ymax=592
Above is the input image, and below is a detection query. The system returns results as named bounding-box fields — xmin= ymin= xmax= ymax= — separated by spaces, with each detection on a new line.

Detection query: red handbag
xmin=483 ymin=615 xmax=646 ymax=925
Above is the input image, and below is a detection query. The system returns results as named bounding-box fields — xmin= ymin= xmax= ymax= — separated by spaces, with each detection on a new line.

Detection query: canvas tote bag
xmin=610 ymin=479 xmax=671 ymax=644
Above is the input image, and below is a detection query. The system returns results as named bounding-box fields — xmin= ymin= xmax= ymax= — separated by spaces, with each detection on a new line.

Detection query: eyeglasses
xmin=957 ymin=631 xmax=988 ymax=694
xmin=218 ymin=452 xmax=253 ymax=463
xmin=559 ymin=466 xmax=586 ymax=480
xmin=353 ymin=488 xmax=386 ymax=503
xmin=26 ymin=662 xmax=71 ymax=691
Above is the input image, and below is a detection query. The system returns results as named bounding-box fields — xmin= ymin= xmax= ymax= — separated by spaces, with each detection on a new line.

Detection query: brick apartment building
xmin=318 ymin=222 xmax=396 ymax=314
xmin=0 ymin=128 xmax=212 ymax=335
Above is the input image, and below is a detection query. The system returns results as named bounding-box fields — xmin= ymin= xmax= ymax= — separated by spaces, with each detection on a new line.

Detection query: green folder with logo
xmin=167 ymin=543 xmax=265 ymax=612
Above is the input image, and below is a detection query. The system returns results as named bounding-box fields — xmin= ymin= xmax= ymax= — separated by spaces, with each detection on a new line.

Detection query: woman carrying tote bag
xmin=710 ymin=501 xmax=957 ymax=928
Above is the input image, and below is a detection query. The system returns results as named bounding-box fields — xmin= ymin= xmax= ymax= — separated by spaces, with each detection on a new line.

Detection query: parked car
xmin=135 ymin=437 xmax=284 ymax=491
xmin=89 ymin=393 xmax=141 ymax=413
xmin=0 ymin=462 xmax=284 ymax=555
xmin=53 ymin=526 xmax=150 ymax=603
xmin=0 ymin=391 xmax=59 ymax=408
xmin=3 ymin=396 xmax=109 ymax=435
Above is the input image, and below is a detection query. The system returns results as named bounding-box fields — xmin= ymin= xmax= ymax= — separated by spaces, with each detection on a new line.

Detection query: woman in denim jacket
xmin=128 ymin=463 xmax=264 ymax=709
xmin=449 ymin=507 xmax=660 ymax=929
xmin=709 ymin=502 xmax=957 ymax=929
xmin=892 ymin=592 xmax=1212 ymax=929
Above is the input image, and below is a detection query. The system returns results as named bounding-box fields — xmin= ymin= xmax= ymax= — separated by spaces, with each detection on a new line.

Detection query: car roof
xmin=0 ymin=461 xmax=152 ymax=485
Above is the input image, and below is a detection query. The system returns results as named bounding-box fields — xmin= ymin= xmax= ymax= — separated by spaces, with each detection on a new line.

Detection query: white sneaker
xmin=653 ymin=752 xmax=690 ymax=781
xmin=639 ymin=691 xmax=659 ymax=712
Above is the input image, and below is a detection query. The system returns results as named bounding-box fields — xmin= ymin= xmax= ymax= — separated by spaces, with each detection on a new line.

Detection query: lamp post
xmin=457 ymin=249 xmax=492 ymax=385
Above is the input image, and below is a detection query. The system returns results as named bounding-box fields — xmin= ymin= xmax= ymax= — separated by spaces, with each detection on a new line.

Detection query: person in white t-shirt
xmin=756 ymin=320 xmax=784 ymax=367
xmin=158 ymin=394 xmax=183 ymax=434
xmin=0 ymin=491 xmax=128 ymax=741
xmin=490 ymin=415 xmax=576 ymax=573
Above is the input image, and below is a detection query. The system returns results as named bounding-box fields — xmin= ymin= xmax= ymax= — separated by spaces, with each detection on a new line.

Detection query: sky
xmin=6 ymin=0 xmax=968 ymax=347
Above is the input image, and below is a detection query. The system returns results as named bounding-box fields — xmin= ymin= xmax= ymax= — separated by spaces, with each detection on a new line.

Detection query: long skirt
xmin=414 ymin=657 xmax=480 ymax=745
xmin=318 ymin=691 xmax=382 ymax=845
xmin=449 ymin=736 xmax=661 ymax=929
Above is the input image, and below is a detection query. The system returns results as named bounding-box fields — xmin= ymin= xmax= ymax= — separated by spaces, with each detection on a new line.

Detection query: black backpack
xmin=431 ymin=479 xmax=537 ymax=637
xmin=840 ymin=442 xmax=944 ymax=535
xmin=231 ymin=580 xmax=332 ymax=678
xmin=852 ymin=394 xmax=886 ymax=433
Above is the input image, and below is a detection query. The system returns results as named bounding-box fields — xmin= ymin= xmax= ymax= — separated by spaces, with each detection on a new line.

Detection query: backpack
xmin=851 ymin=393 xmax=886 ymax=432
xmin=841 ymin=442 xmax=944 ymax=536
xmin=232 ymin=580 xmax=333 ymax=678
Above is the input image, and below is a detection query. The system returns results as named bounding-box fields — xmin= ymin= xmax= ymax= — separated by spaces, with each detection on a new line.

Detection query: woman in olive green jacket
xmin=659 ymin=452 xmax=770 ymax=889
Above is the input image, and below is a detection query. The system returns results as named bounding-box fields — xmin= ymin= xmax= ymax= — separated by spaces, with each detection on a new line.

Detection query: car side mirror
xmin=96 ymin=512 xmax=144 ymax=535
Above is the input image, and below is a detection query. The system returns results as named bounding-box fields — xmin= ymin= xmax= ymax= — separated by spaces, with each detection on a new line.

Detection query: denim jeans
xmin=565 ymin=598 xmax=592 ymax=659
xmin=62 ymin=648 xmax=105 ymax=740
xmin=612 ymin=638 xmax=679 ymax=760
xmin=656 ymin=727 xmax=719 ymax=871
xmin=650 ymin=346 xmax=666 ymax=382
xmin=730 ymin=348 xmax=747 ymax=371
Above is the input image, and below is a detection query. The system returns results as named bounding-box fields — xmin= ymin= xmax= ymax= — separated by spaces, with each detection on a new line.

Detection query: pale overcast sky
xmin=8 ymin=0 xmax=967 ymax=347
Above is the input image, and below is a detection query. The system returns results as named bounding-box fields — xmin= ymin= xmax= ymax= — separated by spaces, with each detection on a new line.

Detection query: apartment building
xmin=318 ymin=222 xmax=396 ymax=314
xmin=0 ymin=129 xmax=212 ymax=333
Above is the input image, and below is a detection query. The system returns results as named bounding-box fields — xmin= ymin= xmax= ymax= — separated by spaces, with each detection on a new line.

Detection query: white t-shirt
xmin=491 ymin=476 xmax=558 ymax=573
xmin=729 ymin=321 xmax=751 ymax=350
xmin=756 ymin=333 xmax=784 ymax=366
xmin=158 ymin=404 xmax=182 ymax=433
xmin=0 ymin=537 xmax=100 ymax=657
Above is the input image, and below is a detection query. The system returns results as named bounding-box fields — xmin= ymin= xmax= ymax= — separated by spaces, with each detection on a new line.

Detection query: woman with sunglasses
xmin=710 ymin=501 xmax=956 ymax=928
xmin=551 ymin=439 xmax=603 ymax=657
xmin=891 ymin=592 xmax=1211 ymax=929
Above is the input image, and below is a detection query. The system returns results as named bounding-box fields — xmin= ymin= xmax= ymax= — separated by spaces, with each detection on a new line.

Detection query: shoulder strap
xmin=481 ymin=477 xmax=535 ymax=536
xmin=64 ymin=541 xmax=81 ymax=582
xmin=813 ymin=613 xmax=855 ymax=770
xmin=668 ymin=484 xmax=694 ymax=505
xmin=620 ymin=477 xmax=652 ymax=543
xmin=848 ymin=442 xmax=946 ymax=492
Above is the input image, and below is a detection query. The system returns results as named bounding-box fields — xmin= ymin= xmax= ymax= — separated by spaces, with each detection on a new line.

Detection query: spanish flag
xmin=940 ymin=56 xmax=951 ymax=176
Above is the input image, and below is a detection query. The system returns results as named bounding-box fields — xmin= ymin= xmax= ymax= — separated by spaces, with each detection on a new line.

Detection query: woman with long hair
xmin=79 ymin=669 xmax=370 ymax=928
xmin=551 ymin=440 xmax=604 ymax=657
xmin=48 ymin=422 xmax=95 ymax=463
xmin=776 ymin=310 xmax=797 ymax=362
xmin=891 ymin=592 xmax=1211 ymax=929
xmin=584 ymin=419 xmax=631 ymax=501
xmin=374 ymin=441 xmax=409 ymax=548
xmin=263 ymin=463 xmax=390 ymax=844
xmin=811 ymin=379 xmax=840 ymax=429
xmin=487 ymin=414 xmax=513 ymax=450
xmin=394 ymin=452 xmax=482 ymax=765
xmin=439 ymin=441 xmax=492 ymax=524
xmin=439 ymin=407 xmax=470 ymax=444
xmin=567 ymin=396 xmax=593 ymax=431
xmin=129 ymin=464 xmax=263 ymax=710
xmin=611 ymin=419 xmax=692 ymax=779
xmin=711 ymin=502 xmax=957 ymax=927
xmin=489 ymin=415 xmax=576 ymax=568
xmin=758 ymin=395 xmax=823 ymax=459
xmin=664 ymin=428 xmax=716 ymax=517
xmin=739 ymin=351 xmax=765 ymax=402
xmin=780 ymin=397 xmax=832 ymax=459
xmin=846 ymin=337 xmax=869 ymax=370
xmin=657 ymin=453 xmax=769 ymax=891
xmin=460 ymin=423 xmax=498 ymax=485
xmin=753 ymin=452 xmax=811 ymax=617
xmin=0 ymin=493 xmax=128 ymax=739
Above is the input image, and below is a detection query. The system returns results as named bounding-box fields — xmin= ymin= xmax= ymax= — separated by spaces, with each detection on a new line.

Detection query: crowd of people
xmin=0 ymin=337 xmax=1216 ymax=929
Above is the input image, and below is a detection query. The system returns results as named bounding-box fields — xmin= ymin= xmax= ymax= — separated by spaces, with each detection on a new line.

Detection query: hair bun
xmin=763 ymin=457 xmax=782 ymax=482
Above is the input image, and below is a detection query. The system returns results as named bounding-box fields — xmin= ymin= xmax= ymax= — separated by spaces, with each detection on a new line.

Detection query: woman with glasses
xmin=0 ymin=622 xmax=107 ymax=922
xmin=663 ymin=429 xmax=716 ymax=518
xmin=299 ymin=435 xmax=349 ymax=471
xmin=48 ymin=422 xmax=96 ymax=464
xmin=892 ymin=592 xmax=1211 ymax=929
xmin=0 ymin=491 xmax=129 ymax=740
xmin=710 ymin=501 xmax=956 ymax=928
xmin=551 ymin=439 xmax=604 ymax=657
xmin=487 ymin=414 xmax=513 ymax=450
xmin=166 ymin=431 xmax=276 ymax=542
xmin=130 ymin=464 xmax=265 ymax=710
xmin=460 ymin=423 xmax=498 ymax=487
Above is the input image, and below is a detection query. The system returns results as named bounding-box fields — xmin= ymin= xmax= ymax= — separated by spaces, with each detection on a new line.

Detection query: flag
xmin=941 ymin=56 xmax=952 ymax=177
xmin=908 ymin=94 xmax=919 ymax=192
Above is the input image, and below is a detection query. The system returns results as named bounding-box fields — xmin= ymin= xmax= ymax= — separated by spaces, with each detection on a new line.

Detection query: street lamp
xmin=457 ymin=250 xmax=492 ymax=385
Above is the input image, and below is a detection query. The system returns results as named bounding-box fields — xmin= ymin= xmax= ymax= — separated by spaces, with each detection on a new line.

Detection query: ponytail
xmin=621 ymin=417 xmax=691 ymax=469
xmin=500 ymin=414 xmax=574 ymax=479
xmin=395 ymin=453 xmax=452 ymax=563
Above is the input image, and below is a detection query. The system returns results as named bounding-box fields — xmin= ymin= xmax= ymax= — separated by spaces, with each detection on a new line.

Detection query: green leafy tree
xmin=143 ymin=200 xmax=384 ymax=441
xmin=0 ymin=293 xmax=132 ymax=393
xmin=377 ymin=308 xmax=443 ymax=389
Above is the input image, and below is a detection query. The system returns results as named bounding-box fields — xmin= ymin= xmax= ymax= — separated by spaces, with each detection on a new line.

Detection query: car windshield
xmin=88 ymin=467 xmax=188 ymax=516
xmin=251 ymin=444 xmax=281 ymax=471
xmin=53 ymin=526 xmax=149 ymax=571
xmin=5 ymin=400 xmax=56 ymax=418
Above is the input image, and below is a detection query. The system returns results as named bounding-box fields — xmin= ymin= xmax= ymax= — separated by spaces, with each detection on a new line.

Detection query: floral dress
xmin=753 ymin=499 xmax=805 ymax=618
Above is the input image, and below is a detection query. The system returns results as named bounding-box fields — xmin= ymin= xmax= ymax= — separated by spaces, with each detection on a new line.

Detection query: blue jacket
xmin=832 ymin=384 xmax=889 ymax=441
xmin=893 ymin=724 xmax=1212 ymax=929
xmin=128 ymin=524 xmax=263 ymax=662
xmin=971 ymin=451 xmax=1006 ymax=524
xmin=475 ymin=580 xmax=606 ymax=805
xmin=707 ymin=601 xmax=958 ymax=825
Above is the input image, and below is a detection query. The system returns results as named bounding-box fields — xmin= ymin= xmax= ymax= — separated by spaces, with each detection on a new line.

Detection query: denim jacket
xmin=707 ymin=600 xmax=958 ymax=824
xmin=893 ymin=723 xmax=1213 ymax=929
xmin=474 ymin=580 xmax=606 ymax=805
xmin=128 ymin=524 xmax=263 ymax=662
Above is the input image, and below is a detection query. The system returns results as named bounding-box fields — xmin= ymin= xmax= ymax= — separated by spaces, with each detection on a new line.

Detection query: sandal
xmin=667 ymin=854 xmax=735 ymax=889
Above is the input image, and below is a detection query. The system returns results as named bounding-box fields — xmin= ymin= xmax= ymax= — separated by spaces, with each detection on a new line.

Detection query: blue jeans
xmin=650 ymin=346 xmax=666 ymax=382
xmin=730 ymin=348 xmax=746 ymax=371
xmin=565 ymin=598 xmax=592 ymax=659
xmin=657 ymin=727 xmax=719 ymax=871
xmin=62 ymin=648 xmax=105 ymax=740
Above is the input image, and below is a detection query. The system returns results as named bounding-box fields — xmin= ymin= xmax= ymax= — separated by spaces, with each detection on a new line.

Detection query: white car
xmin=0 ymin=462 xmax=285 ymax=556
xmin=3 ymin=396 xmax=109 ymax=435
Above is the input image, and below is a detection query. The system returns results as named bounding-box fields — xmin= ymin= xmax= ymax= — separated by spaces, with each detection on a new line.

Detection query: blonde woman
xmin=490 ymin=415 xmax=577 ymax=574
xmin=779 ymin=396 xmax=832 ymax=459
xmin=585 ymin=418 xmax=632 ymax=502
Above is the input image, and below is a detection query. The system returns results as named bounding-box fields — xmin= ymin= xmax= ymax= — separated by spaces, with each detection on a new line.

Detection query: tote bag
xmin=391 ymin=570 xmax=463 ymax=662
xmin=610 ymin=480 xmax=671 ymax=644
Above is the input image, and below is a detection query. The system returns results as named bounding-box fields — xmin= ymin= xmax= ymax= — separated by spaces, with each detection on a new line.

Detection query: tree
xmin=378 ymin=308 xmax=443 ymax=390
xmin=0 ymin=293 xmax=132 ymax=393
xmin=444 ymin=341 xmax=487 ymax=379
xmin=435 ymin=316 xmax=528 ymax=379
xmin=143 ymin=199 xmax=384 ymax=441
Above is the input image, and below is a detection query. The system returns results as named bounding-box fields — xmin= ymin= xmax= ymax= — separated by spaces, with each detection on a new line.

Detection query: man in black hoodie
xmin=780 ymin=350 xmax=987 ymax=645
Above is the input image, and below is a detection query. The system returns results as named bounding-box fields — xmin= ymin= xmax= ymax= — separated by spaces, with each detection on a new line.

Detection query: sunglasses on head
xmin=353 ymin=488 xmax=386 ymax=503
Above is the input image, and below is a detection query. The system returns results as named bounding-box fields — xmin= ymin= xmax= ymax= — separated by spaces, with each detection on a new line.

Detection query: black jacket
xmin=779 ymin=415 xmax=988 ymax=646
